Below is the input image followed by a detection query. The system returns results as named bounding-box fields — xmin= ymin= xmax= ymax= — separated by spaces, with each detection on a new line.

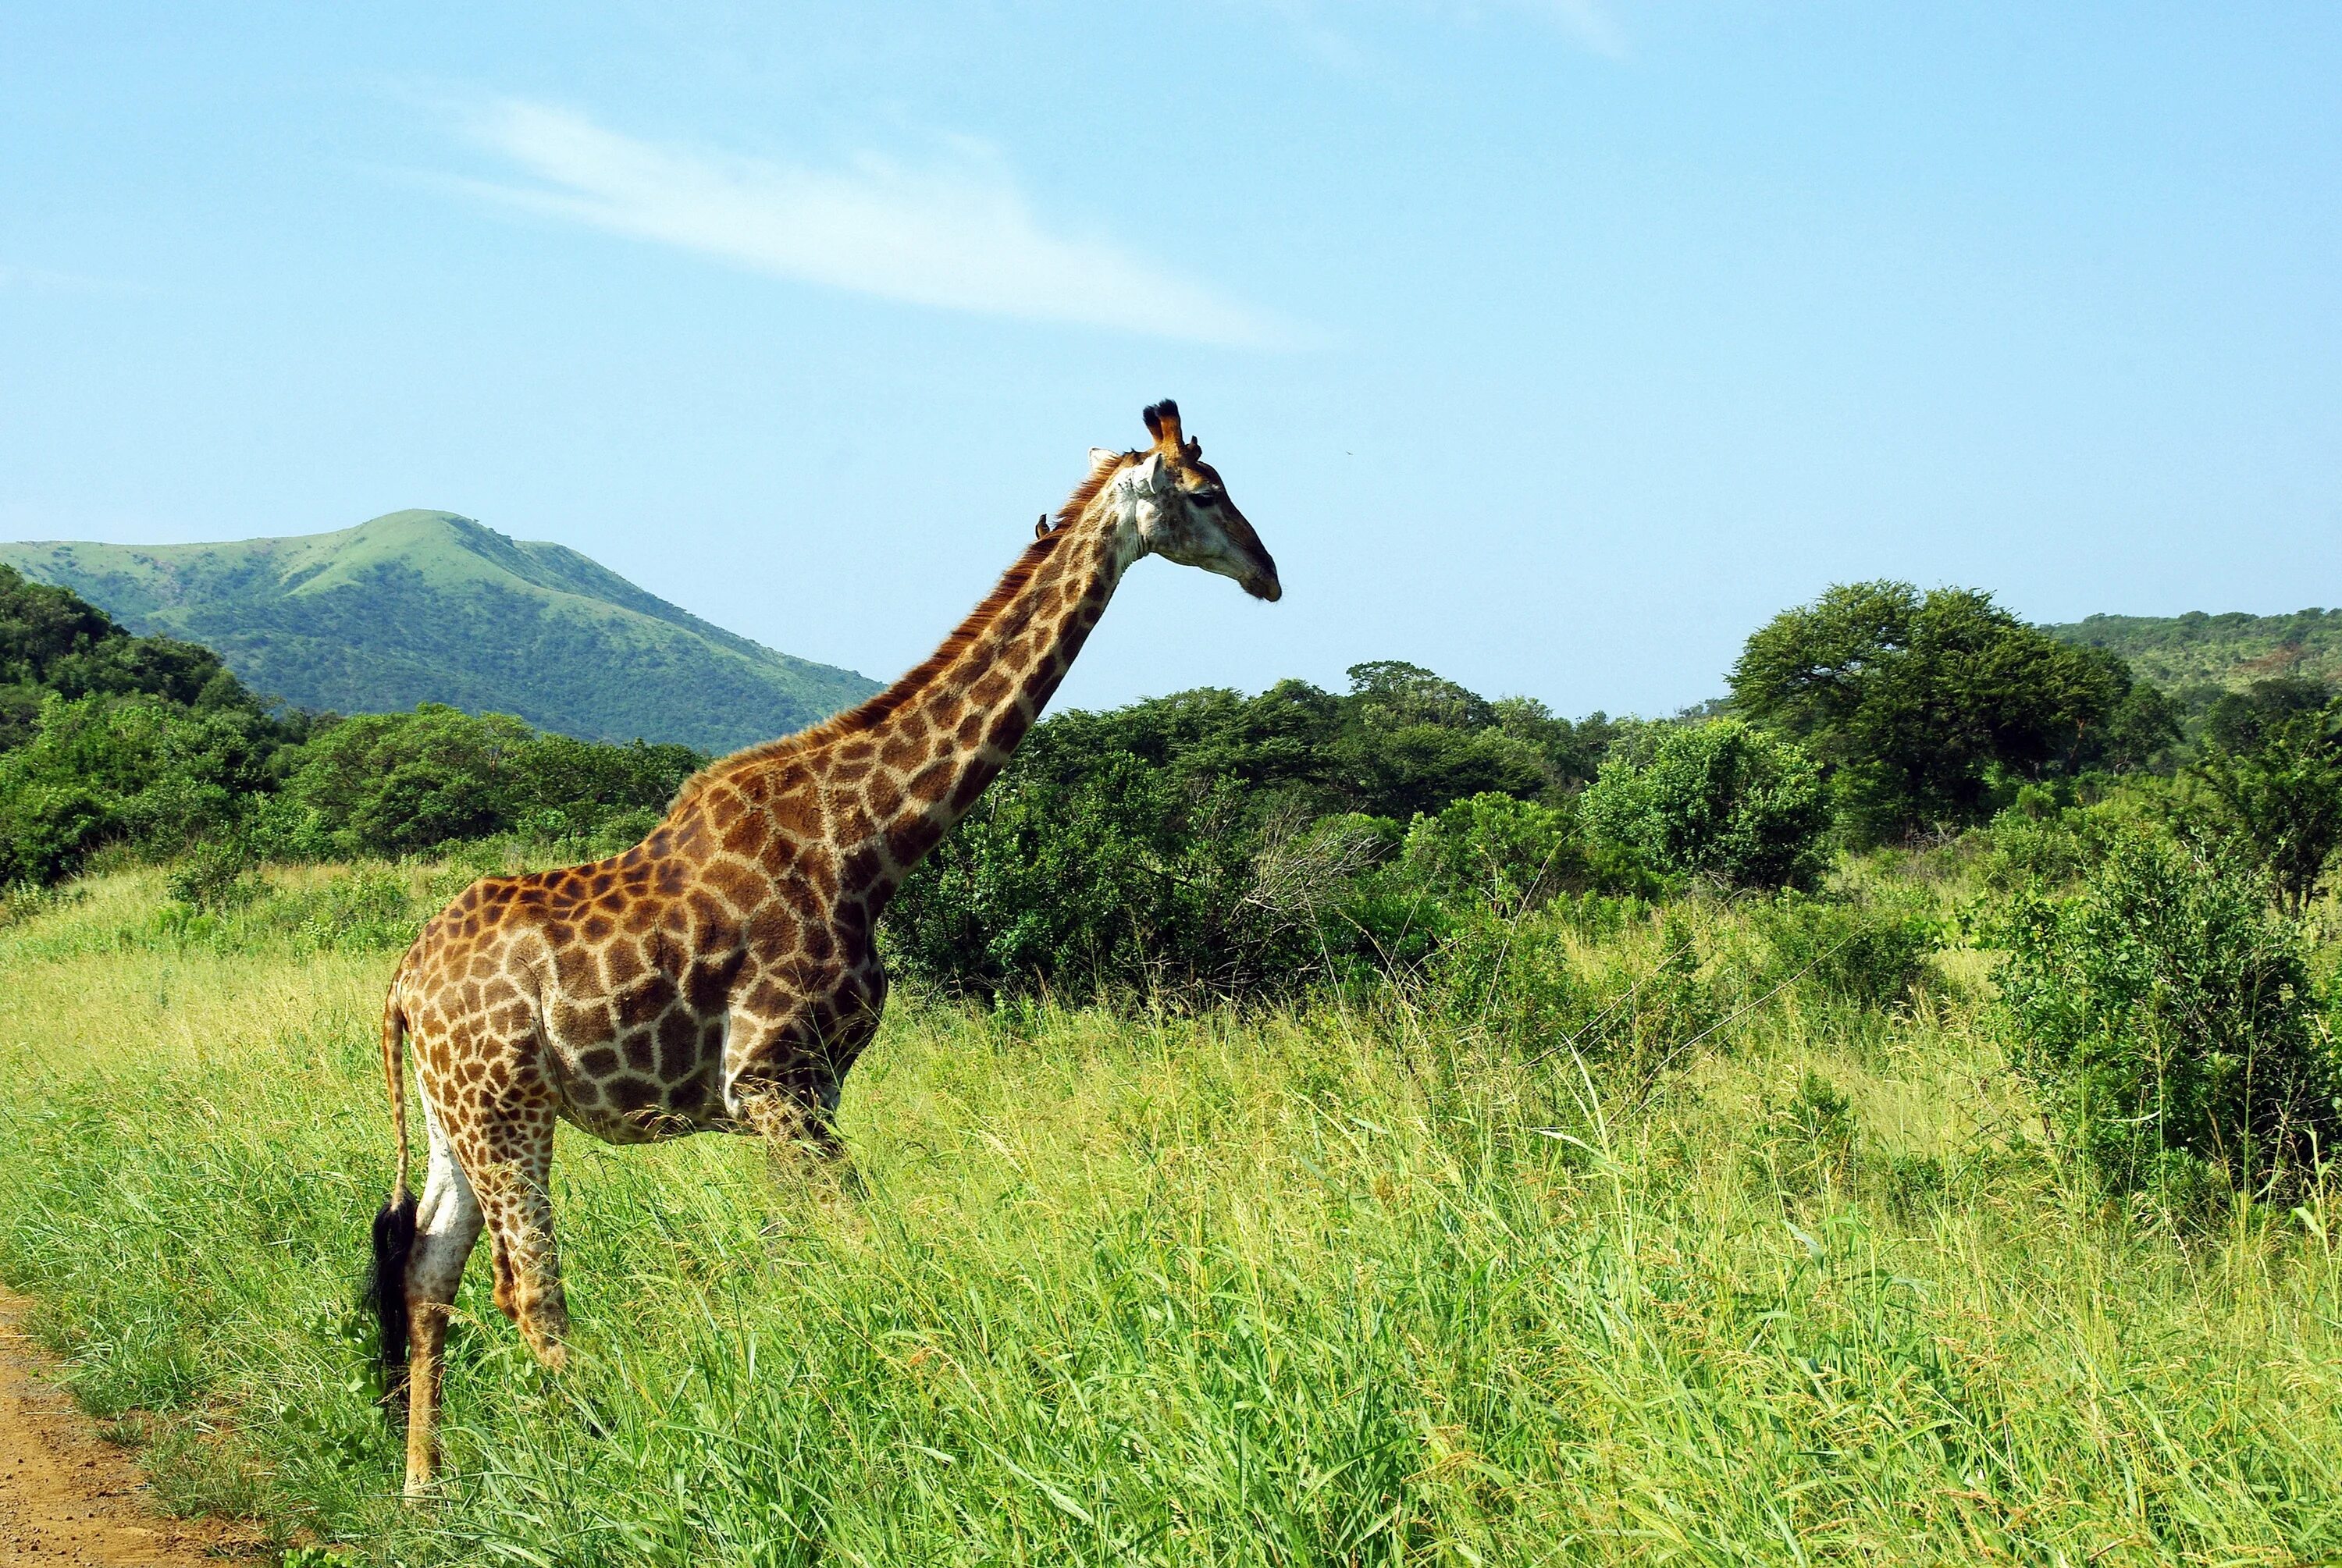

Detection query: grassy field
xmin=1 ymin=865 xmax=2338 ymax=1565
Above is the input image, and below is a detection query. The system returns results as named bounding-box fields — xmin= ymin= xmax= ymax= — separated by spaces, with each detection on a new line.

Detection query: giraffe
xmin=370 ymin=400 xmax=1280 ymax=1495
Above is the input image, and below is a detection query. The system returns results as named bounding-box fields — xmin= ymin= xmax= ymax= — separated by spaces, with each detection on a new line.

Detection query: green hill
xmin=2044 ymin=607 xmax=2342 ymax=696
xmin=0 ymin=510 xmax=878 ymax=753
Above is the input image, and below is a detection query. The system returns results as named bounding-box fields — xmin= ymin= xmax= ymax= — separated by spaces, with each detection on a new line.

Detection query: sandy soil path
xmin=0 ymin=1285 xmax=245 ymax=1566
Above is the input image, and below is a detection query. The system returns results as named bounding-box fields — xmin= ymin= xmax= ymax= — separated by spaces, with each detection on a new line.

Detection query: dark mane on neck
xmin=676 ymin=451 xmax=1139 ymax=800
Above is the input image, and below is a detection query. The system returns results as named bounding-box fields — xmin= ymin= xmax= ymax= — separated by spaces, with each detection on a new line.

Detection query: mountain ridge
xmin=0 ymin=511 xmax=881 ymax=754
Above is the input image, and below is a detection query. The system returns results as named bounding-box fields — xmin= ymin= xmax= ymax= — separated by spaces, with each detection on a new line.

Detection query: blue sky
xmin=4 ymin=3 xmax=2337 ymax=720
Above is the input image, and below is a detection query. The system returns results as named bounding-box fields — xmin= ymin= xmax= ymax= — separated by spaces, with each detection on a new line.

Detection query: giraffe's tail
xmin=369 ymin=972 xmax=419 ymax=1393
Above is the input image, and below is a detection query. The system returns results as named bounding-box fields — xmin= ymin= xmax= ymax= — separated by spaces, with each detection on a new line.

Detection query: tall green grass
xmin=1 ymin=868 xmax=2337 ymax=1564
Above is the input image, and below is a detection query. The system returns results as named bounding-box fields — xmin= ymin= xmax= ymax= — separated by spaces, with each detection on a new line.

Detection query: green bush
xmin=579 ymin=805 xmax=664 ymax=858
xmin=1754 ymin=890 xmax=1938 ymax=1008
xmin=165 ymin=837 xmax=260 ymax=913
xmin=884 ymin=675 xmax=1639 ymax=1004
xmin=884 ymin=755 xmax=1321 ymax=1001
xmin=1397 ymin=792 xmax=1579 ymax=916
xmin=267 ymin=868 xmax=437 ymax=953
xmin=1745 ymin=1071 xmax=1863 ymax=1200
xmin=1583 ymin=718 xmax=1829 ymax=891
xmin=1991 ymin=828 xmax=2342 ymax=1197
xmin=2201 ymin=675 xmax=2331 ymax=753
xmin=1977 ymin=801 xmax=2112 ymax=894
xmin=989 ymin=663 xmax=1617 ymax=830
xmin=0 ymin=777 xmax=109 ymax=887
xmin=1315 ymin=798 xmax=1660 ymax=987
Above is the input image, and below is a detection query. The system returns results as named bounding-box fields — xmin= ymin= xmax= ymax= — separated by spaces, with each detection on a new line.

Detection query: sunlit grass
xmin=1 ymin=869 xmax=2337 ymax=1564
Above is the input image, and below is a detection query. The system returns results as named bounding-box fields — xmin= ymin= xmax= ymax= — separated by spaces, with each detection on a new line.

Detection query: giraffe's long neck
xmin=790 ymin=493 xmax=1141 ymax=908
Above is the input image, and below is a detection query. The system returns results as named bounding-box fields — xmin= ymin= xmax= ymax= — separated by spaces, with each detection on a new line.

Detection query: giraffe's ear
xmin=1088 ymin=446 xmax=1120 ymax=471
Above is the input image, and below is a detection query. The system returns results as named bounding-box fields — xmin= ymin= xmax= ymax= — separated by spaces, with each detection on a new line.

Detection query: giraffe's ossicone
xmin=371 ymin=401 xmax=1280 ymax=1496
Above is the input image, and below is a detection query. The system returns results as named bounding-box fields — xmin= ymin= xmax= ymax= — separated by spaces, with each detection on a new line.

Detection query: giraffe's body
xmin=376 ymin=403 xmax=1279 ymax=1494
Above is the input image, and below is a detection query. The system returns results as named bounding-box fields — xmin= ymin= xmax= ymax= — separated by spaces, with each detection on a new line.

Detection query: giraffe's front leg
xmin=721 ymin=1005 xmax=860 ymax=1163
xmin=727 ymin=1077 xmax=842 ymax=1156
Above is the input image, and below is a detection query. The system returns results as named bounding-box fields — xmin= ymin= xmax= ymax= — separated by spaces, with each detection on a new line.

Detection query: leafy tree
xmin=280 ymin=706 xmax=703 ymax=859
xmin=1335 ymin=662 xmax=1565 ymax=815
xmin=504 ymin=734 xmax=706 ymax=840
xmin=2099 ymin=679 xmax=2185 ymax=774
xmin=1340 ymin=719 xmax=1552 ymax=821
xmin=0 ymin=694 xmax=282 ymax=884
xmin=1732 ymin=581 xmax=2166 ymax=842
xmin=1345 ymin=660 xmax=1495 ymax=731
xmin=883 ymin=657 xmax=1660 ymax=1000
xmin=2202 ymin=676 xmax=2332 ymax=753
xmin=1006 ymin=663 xmax=1597 ymax=824
xmin=1490 ymin=697 xmax=1620 ymax=790
xmin=283 ymin=706 xmax=537 ymax=856
xmin=2188 ymin=699 xmax=2342 ymax=913
xmin=1582 ymin=718 xmax=1829 ymax=891
xmin=1 ymin=564 xmax=266 ymax=749
xmin=884 ymin=657 xmax=1635 ymax=1001
xmin=1019 ymin=682 xmax=1348 ymax=806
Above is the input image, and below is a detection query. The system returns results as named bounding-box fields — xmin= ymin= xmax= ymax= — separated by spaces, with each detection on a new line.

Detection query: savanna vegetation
xmin=3 ymin=572 xmax=2341 ymax=1564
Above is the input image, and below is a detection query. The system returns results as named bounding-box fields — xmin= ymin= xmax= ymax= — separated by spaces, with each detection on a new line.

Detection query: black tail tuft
xmin=368 ymin=1191 xmax=418 ymax=1404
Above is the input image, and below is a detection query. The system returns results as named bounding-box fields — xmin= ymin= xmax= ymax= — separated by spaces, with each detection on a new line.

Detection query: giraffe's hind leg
xmin=446 ymin=1093 xmax=571 ymax=1371
xmin=404 ymin=1098 xmax=483 ymax=1499
xmin=487 ymin=1229 xmax=518 ymax=1321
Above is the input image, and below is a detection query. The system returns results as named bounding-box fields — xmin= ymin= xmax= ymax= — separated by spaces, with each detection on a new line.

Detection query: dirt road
xmin=0 ymin=1285 xmax=243 ymax=1566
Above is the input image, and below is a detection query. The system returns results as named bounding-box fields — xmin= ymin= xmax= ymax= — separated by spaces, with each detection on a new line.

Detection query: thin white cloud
xmin=447 ymin=101 xmax=1294 ymax=349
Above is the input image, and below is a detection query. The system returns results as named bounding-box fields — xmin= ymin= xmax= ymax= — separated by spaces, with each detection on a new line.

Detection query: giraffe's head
xmin=1094 ymin=400 xmax=1281 ymax=603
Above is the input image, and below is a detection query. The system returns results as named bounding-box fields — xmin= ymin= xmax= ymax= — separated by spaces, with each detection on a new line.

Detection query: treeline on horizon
xmin=0 ymin=564 xmax=701 ymax=887
xmin=5 ymin=560 xmax=2336 ymax=941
